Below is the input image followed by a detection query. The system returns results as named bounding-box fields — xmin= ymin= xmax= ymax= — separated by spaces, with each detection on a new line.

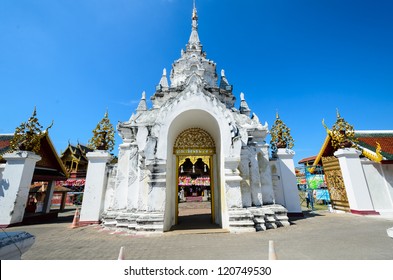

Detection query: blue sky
xmin=1 ymin=0 xmax=392 ymax=164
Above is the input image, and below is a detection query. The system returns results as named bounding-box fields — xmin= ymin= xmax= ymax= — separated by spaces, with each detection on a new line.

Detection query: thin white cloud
xmin=116 ymin=99 xmax=140 ymax=107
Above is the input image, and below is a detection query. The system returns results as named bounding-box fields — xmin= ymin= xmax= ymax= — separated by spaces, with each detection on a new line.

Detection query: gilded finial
xmin=9 ymin=107 xmax=51 ymax=153
xmin=330 ymin=111 xmax=358 ymax=150
xmin=270 ymin=113 xmax=294 ymax=156
xmin=88 ymin=111 xmax=115 ymax=152
xmin=322 ymin=119 xmax=330 ymax=134
xmin=192 ymin=0 xmax=197 ymax=19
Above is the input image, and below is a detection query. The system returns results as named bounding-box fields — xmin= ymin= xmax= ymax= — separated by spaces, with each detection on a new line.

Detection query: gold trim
xmin=174 ymin=128 xmax=215 ymax=150
xmin=209 ymin=156 xmax=215 ymax=224
xmin=175 ymin=148 xmax=215 ymax=155
xmin=178 ymin=155 xmax=210 ymax=169
xmin=174 ymin=128 xmax=216 ymax=225
xmin=310 ymin=134 xmax=331 ymax=173
xmin=361 ymin=142 xmax=383 ymax=163
xmin=175 ymin=156 xmax=179 ymax=225
xmin=175 ymin=154 xmax=214 ymax=225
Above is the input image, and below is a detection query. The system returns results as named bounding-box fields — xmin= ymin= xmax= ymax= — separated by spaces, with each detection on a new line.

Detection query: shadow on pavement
xmin=288 ymin=210 xmax=326 ymax=225
xmin=170 ymin=213 xmax=221 ymax=231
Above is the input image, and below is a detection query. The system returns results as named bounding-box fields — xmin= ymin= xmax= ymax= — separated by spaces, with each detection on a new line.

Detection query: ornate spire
xmin=136 ymin=91 xmax=147 ymax=111
xmin=187 ymin=1 xmax=202 ymax=52
xmin=158 ymin=68 xmax=169 ymax=89
xmin=219 ymin=69 xmax=231 ymax=90
xmin=329 ymin=109 xmax=357 ymax=150
xmin=88 ymin=111 xmax=115 ymax=152
xmin=239 ymin=92 xmax=251 ymax=116
xmin=9 ymin=107 xmax=52 ymax=153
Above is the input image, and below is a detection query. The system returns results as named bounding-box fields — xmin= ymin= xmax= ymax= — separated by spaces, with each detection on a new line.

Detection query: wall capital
xmin=86 ymin=151 xmax=113 ymax=163
xmin=2 ymin=151 xmax=41 ymax=163
xmin=276 ymin=148 xmax=295 ymax=159
xmin=334 ymin=148 xmax=361 ymax=158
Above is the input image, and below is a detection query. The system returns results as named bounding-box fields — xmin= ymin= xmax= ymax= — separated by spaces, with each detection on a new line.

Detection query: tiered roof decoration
xmin=309 ymin=111 xmax=393 ymax=167
xmin=270 ymin=112 xmax=294 ymax=156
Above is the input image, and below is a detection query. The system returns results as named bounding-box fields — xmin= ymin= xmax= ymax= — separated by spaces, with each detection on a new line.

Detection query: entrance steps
xmin=228 ymin=204 xmax=290 ymax=233
xmin=101 ymin=210 xmax=165 ymax=234
xmin=101 ymin=204 xmax=290 ymax=234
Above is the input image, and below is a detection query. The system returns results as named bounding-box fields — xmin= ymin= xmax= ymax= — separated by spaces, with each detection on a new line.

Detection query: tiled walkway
xmin=2 ymin=208 xmax=393 ymax=260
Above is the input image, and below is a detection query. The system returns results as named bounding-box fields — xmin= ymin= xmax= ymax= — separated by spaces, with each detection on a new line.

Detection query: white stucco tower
xmin=101 ymin=5 xmax=291 ymax=233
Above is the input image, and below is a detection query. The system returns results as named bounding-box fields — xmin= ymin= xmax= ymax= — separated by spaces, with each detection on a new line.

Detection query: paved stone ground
xmin=2 ymin=208 xmax=393 ymax=260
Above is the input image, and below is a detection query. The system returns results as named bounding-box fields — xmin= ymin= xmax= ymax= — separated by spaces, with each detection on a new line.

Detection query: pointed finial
xmin=276 ymin=110 xmax=280 ymax=119
xmin=159 ymin=69 xmax=169 ymax=88
xmin=141 ymin=91 xmax=146 ymax=100
xmin=336 ymin=108 xmax=340 ymax=118
xmin=192 ymin=0 xmax=197 ymax=19
xmin=221 ymin=69 xmax=225 ymax=77
xmin=240 ymin=92 xmax=245 ymax=101
xmin=322 ymin=118 xmax=330 ymax=133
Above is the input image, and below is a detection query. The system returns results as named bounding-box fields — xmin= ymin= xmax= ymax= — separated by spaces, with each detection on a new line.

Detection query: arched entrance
xmin=173 ymin=128 xmax=216 ymax=229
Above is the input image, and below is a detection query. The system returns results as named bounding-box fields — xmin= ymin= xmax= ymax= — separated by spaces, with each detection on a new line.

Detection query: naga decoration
xmin=270 ymin=112 xmax=294 ymax=155
xmin=323 ymin=109 xmax=358 ymax=150
xmin=10 ymin=107 xmax=53 ymax=154
xmin=88 ymin=111 xmax=115 ymax=151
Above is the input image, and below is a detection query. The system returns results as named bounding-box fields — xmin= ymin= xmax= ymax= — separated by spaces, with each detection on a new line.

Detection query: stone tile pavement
xmin=2 ymin=208 xmax=393 ymax=260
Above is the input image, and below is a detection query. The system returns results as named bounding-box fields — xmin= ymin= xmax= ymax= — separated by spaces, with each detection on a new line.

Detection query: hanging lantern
xmin=180 ymin=165 xmax=184 ymax=173
xmin=192 ymin=165 xmax=195 ymax=173
xmin=204 ymin=164 xmax=207 ymax=172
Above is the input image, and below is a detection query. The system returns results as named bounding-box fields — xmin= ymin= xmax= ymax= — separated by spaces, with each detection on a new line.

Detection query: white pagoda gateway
xmin=89 ymin=5 xmax=300 ymax=233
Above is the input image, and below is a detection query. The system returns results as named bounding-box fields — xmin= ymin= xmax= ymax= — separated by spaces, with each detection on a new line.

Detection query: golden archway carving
xmin=174 ymin=128 xmax=215 ymax=154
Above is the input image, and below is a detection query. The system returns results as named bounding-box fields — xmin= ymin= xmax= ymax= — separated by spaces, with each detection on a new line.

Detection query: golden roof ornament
xmin=10 ymin=107 xmax=53 ymax=154
xmin=270 ymin=112 xmax=294 ymax=155
xmin=361 ymin=141 xmax=383 ymax=163
xmin=329 ymin=109 xmax=358 ymax=150
xmin=88 ymin=110 xmax=115 ymax=152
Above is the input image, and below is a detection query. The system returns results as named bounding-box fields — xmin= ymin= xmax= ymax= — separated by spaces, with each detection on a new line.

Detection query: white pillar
xmin=111 ymin=143 xmax=132 ymax=210
xmin=275 ymin=149 xmax=302 ymax=214
xmin=334 ymin=148 xmax=378 ymax=215
xmin=79 ymin=151 xmax=112 ymax=225
xmin=224 ymin=158 xmax=243 ymax=208
xmin=239 ymin=147 xmax=251 ymax=207
xmin=0 ymin=151 xmax=41 ymax=228
xmin=259 ymin=143 xmax=275 ymax=204
xmin=43 ymin=181 xmax=55 ymax=213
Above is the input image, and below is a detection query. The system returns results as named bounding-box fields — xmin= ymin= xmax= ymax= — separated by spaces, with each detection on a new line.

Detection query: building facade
xmin=86 ymin=5 xmax=300 ymax=233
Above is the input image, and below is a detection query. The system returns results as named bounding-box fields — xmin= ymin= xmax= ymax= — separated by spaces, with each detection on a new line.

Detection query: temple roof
xmin=311 ymin=130 xmax=393 ymax=167
xmin=356 ymin=130 xmax=393 ymax=160
xmin=0 ymin=133 xmax=68 ymax=181
xmin=60 ymin=142 xmax=92 ymax=163
xmin=0 ymin=134 xmax=13 ymax=158
xmin=298 ymin=155 xmax=318 ymax=165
